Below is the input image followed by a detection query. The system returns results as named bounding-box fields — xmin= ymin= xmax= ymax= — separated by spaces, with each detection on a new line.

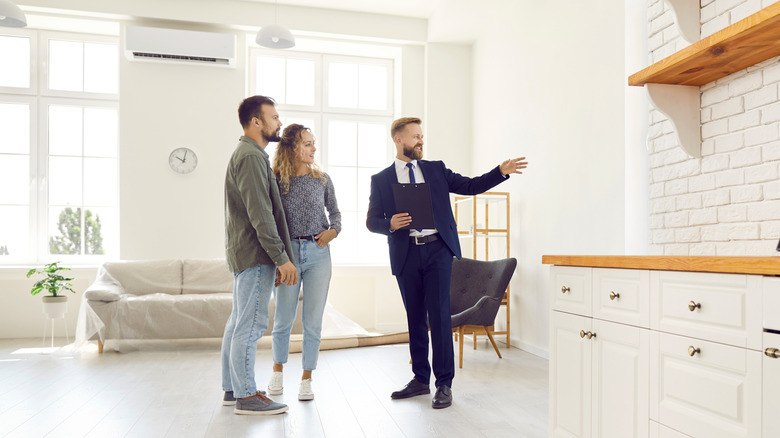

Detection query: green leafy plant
xmin=26 ymin=262 xmax=75 ymax=297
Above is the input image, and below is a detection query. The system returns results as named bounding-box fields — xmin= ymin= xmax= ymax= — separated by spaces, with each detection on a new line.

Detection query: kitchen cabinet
xmin=544 ymin=256 xmax=780 ymax=438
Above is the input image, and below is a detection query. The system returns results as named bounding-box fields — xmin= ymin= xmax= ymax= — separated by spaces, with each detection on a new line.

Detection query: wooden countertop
xmin=542 ymin=255 xmax=780 ymax=275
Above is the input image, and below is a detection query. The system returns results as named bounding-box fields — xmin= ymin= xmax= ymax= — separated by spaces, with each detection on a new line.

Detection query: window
xmin=0 ymin=29 xmax=119 ymax=264
xmin=249 ymin=49 xmax=394 ymax=265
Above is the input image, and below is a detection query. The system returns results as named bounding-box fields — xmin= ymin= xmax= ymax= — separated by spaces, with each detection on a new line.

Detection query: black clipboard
xmin=391 ymin=183 xmax=435 ymax=229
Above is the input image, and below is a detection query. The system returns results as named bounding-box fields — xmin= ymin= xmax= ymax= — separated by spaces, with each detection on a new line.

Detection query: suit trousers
xmin=395 ymin=237 xmax=455 ymax=388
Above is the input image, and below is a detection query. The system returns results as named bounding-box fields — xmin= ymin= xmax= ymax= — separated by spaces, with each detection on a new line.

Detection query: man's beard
xmin=403 ymin=145 xmax=423 ymax=161
xmin=262 ymin=128 xmax=281 ymax=143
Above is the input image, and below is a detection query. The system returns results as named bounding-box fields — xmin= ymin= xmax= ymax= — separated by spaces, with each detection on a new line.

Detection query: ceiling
xmin=247 ymin=0 xmax=442 ymax=19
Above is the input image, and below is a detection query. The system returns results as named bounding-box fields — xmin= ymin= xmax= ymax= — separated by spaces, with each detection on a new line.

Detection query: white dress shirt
xmin=393 ymin=158 xmax=437 ymax=237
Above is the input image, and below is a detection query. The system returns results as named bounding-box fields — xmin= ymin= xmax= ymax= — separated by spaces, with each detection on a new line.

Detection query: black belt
xmin=411 ymin=233 xmax=439 ymax=245
xmin=293 ymin=235 xmax=316 ymax=241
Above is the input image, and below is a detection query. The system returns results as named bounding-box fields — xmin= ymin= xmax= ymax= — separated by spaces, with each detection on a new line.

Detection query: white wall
xmin=647 ymin=0 xmax=780 ymax=256
xmin=470 ymin=0 xmax=627 ymax=356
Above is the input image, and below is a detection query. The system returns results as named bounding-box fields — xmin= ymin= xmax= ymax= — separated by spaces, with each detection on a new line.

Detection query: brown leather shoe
xmin=391 ymin=378 xmax=430 ymax=399
xmin=432 ymin=385 xmax=452 ymax=409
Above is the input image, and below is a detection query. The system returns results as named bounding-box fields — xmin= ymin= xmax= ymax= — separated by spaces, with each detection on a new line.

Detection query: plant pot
xmin=42 ymin=295 xmax=68 ymax=318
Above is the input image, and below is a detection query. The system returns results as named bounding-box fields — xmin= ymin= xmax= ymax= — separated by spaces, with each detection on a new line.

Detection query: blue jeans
xmin=272 ymin=240 xmax=332 ymax=371
xmin=221 ymin=264 xmax=275 ymax=399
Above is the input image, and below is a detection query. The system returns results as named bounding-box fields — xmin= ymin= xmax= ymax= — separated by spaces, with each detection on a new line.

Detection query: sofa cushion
xmin=182 ymin=259 xmax=233 ymax=294
xmin=103 ymin=259 xmax=182 ymax=295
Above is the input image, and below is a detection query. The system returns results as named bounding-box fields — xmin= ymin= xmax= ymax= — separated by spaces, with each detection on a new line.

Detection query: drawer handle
xmin=561 ymin=286 xmax=571 ymax=294
xmin=579 ymin=330 xmax=595 ymax=340
xmin=688 ymin=346 xmax=700 ymax=357
xmin=609 ymin=291 xmax=620 ymax=300
xmin=766 ymin=348 xmax=780 ymax=359
xmin=688 ymin=301 xmax=701 ymax=312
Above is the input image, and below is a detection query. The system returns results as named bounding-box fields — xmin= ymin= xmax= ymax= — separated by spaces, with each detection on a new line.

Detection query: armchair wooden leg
xmin=459 ymin=326 xmax=464 ymax=368
xmin=98 ymin=339 xmax=103 ymax=354
xmin=484 ymin=326 xmax=502 ymax=359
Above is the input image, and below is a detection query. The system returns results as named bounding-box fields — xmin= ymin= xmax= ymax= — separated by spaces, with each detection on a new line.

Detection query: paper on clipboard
xmin=391 ymin=183 xmax=435 ymax=229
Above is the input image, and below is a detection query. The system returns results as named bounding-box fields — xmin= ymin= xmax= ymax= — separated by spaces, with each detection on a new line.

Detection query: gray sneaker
xmin=223 ymin=390 xmax=265 ymax=406
xmin=234 ymin=392 xmax=288 ymax=415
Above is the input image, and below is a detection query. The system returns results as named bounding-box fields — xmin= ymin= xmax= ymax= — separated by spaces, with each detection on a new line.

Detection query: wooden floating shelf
xmin=542 ymin=255 xmax=780 ymax=275
xmin=629 ymin=1 xmax=780 ymax=86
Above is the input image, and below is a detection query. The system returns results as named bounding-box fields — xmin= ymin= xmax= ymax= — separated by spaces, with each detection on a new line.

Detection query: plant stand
xmin=42 ymin=296 xmax=69 ymax=349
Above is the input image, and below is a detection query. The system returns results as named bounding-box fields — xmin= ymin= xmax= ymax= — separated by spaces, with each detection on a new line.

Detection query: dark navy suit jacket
xmin=366 ymin=160 xmax=507 ymax=275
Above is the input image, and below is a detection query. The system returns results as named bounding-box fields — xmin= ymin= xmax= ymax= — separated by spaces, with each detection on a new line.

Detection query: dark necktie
xmin=406 ymin=163 xmax=421 ymax=232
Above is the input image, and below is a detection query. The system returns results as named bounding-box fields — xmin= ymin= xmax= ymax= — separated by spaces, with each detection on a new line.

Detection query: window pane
xmin=256 ymin=56 xmax=285 ymax=103
xmin=84 ymin=42 xmax=118 ymax=94
xmin=0 ymin=206 xmax=28 ymax=257
xmin=49 ymin=105 xmax=83 ymax=156
xmin=286 ymin=58 xmax=315 ymax=106
xmin=357 ymin=122 xmax=389 ymax=167
xmin=328 ymin=166 xmax=357 ymax=212
xmin=49 ymin=206 xmax=82 ymax=255
xmin=83 ymin=158 xmax=117 ymax=206
xmin=327 ymin=120 xmax=357 ymax=167
xmin=0 ymin=155 xmax=29 ymax=204
xmin=0 ymin=35 xmax=30 ymax=88
xmin=329 ymin=211 xmax=356 ymax=264
xmin=357 ymin=167 xmax=382 ymax=212
xmin=328 ymin=62 xmax=357 ymax=108
xmin=359 ymin=64 xmax=387 ymax=110
xmin=84 ymin=107 xmax=118 ymax=157
xmin=0 ymin=102 xmax=30 ymax=154
xmin=49 ymin=40 xmax=84 ymax=92
xmin=83 ymin=206 xmax=115 ymax=255
xmin=48 ymin=156 xmax=82 ymax=205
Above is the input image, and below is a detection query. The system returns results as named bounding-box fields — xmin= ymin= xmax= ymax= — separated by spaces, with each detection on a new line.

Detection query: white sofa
xmin=76 ymin=259 xmax=302 ymax=353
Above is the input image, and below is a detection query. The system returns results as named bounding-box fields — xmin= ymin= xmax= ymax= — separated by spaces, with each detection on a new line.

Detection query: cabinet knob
xmin=580 ymin=330 xmax=586 ymax=338
xmin=688 ymin=346 xmax=700 ymax=357
xmin=766 ymin=348 xmax=780 ymax=359
xmin=579 ymin=330 xmax=595 ymax=340
xmin=688 ymin=301 xmax=701 ymax=312
xmin=561 ymin=286 xmax=571 ymax=294
xmin=609 ymin=291 xmax=620 ymax=300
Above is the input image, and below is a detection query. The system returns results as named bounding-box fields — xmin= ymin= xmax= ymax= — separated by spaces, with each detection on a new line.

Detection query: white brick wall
xmin=647 ymin=0 xmax=780 ymax=255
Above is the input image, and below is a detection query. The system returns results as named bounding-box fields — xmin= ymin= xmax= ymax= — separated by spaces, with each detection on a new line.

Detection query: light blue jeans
xmin=221 ymin=264 xmax=275 ymax=399
xmin=272 ymin=240 xmax=332 ymax=371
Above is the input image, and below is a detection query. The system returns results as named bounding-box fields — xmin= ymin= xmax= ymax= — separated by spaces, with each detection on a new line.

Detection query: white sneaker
xmin=298 ymin=378 xmax=314 ymax=401
xmin=268 ymin=371 xmax=283 ymax=395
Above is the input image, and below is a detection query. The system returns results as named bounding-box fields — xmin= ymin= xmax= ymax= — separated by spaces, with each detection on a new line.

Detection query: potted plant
xmin=27 ymin=261 xmax=75 ymax=318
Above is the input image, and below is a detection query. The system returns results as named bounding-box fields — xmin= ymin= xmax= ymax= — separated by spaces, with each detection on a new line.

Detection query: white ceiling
xmin=249 ymin=0 xmax=442 ymax=19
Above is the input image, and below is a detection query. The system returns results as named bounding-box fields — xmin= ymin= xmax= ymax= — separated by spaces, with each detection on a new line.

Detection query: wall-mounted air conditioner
xmin=125 ymin=26 xmax=236 ymax=67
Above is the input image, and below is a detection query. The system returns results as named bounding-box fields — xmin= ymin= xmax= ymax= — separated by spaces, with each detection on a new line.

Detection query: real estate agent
xmin=366 ymin=116 xmax=527 ymax=409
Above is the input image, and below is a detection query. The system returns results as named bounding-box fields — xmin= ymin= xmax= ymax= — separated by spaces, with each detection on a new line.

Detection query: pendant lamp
xmin=0 ymin=0 xmax=27 ymax=28
xmin=256 ymin=0 xmax=295 ymax=49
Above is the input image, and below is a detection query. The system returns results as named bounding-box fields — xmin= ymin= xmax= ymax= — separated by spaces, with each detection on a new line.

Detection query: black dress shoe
xmin=432 ymin=385 xmax=452 ymax=409
xmin=391 ymin=378 xmax=430 ymax=399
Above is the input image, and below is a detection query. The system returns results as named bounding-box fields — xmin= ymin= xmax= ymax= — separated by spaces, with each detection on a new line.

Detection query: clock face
xmin=168 ymin=147 xmax=198 ymax=174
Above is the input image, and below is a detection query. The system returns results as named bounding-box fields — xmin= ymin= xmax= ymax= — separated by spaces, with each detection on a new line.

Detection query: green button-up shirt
xmin=224 ymin=136 xmax=294 ymax=273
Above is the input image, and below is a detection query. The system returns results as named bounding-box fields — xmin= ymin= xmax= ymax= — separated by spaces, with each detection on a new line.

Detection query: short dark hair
xmin=238 ymin=95 xmax=276 ymax=128
xmin=390 ymin=117 xmax=422 ymax=140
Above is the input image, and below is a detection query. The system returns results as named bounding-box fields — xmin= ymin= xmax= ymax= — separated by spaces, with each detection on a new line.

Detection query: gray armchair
xmin=450 ymin=257 xmax=517 ymax=368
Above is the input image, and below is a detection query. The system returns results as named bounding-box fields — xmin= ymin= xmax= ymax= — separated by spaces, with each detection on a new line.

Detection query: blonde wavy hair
xmin=272 ymin=123 xmax=325 ymax=193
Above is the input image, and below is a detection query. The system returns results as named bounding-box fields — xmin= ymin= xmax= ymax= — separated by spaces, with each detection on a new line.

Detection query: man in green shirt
xmin=221 ymin=95 xmax=297 ymax=415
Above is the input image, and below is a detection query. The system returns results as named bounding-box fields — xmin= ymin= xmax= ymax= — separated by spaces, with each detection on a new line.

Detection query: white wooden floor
xmin=0 ymin=337 xmax=548 ymax=438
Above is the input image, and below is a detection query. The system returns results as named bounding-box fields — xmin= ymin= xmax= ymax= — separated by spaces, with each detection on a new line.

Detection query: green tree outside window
xmin=49 ymin=207 xmax=105 ymax=255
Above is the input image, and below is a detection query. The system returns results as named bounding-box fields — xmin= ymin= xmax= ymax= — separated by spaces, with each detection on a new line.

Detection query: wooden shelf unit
xmin=453 ymin=192 xmax=511 ymax=347
xmin=629 ymin=1 xmax=780 ymax=87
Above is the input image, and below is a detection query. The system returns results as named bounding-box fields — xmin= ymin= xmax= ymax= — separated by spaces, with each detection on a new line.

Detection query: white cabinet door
xmin=591 ymin=319 xmax=650 ymax=438
xmin=552 ymin=266 xmax=592 ymax=316
xmin=550 ymin=311 xmax=592 ymax=438
xmin=593 ymin=268 xmax=650 ymax=328
xmin=654 ymin=332 xmax=761 ymax=438
xmin=764 ymin=332 xmax=780 ymax=438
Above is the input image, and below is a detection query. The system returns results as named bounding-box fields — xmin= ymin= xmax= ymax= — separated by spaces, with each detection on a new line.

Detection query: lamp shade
xmin=256 ymin=24 xmax=295 ymax=49
xmin=0 ymin=0 xmax=26 ymax=28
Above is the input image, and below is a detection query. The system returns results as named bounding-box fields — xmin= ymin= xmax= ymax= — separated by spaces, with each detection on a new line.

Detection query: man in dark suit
xmin=366 ymin=117 xmax=527 ymax=409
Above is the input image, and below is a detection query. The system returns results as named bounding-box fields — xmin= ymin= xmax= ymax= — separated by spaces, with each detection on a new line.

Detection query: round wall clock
xmin=168 ymin=147 xmax=198 ymax=174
